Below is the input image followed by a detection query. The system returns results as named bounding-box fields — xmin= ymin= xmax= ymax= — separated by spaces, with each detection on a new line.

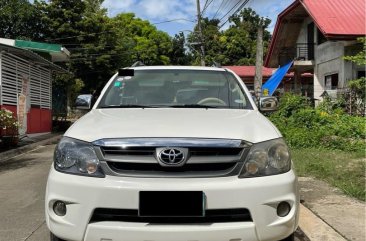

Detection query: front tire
xmin=50 ymin=232 xmax=65 ymax=241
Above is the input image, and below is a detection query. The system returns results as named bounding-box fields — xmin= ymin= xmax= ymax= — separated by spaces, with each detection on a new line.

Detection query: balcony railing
xmin=278 ymin=43 xmax=315 ymax=66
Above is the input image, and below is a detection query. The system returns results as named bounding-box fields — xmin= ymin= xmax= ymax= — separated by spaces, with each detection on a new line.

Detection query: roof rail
xmin=131 ymin=61 xmax=145 ymax=67
xmin=211 ymin=61 xmax=221 ymax=68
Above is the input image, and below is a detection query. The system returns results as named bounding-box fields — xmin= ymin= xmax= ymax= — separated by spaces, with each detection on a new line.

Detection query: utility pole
xmin=254 ymin=25 xmax=264 ymax=103
xmin=196 ymin=0 xmax=205 ymax=66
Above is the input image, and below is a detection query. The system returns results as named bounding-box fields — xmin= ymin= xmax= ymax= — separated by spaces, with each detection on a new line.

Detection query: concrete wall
xmin=295 ymin=19 xmax=361 ymax=101
xmin=296 ymin=18 xmax=317 ymax=58
xmin=344 ymin=42 xmax=364 ymax=82
xmin=313 ymin=41 xmax=345 ymax=100
xmin=313 ymin=41 xmax=364 ymax=101
xmin=296 ymin=18 xmax=310 ymax=44
xmin=293 ymin=18 xmax=363 ymax=101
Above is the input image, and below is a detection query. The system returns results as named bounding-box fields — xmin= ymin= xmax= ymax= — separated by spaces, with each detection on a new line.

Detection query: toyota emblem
xmin=156 ymin=147 xmax=188 ymax=166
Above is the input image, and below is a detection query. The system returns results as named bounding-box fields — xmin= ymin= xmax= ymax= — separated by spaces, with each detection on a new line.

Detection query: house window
xmin=325 ymin=73 xmax=339 ymax=90
xmin=317 ymin=29 xmax=327 ymax=45
xmin=357 ymin=71 xmax=365 ymax=78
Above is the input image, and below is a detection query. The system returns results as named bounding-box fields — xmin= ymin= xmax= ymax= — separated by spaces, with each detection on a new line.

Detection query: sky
xmin=101 ymin=0 xmax=295 ymax=35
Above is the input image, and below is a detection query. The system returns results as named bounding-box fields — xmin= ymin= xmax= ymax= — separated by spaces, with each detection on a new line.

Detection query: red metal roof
xmin=225 ymin=66 xmax=313 ymax=78
xmin=225 ymin=66 xmax=275 ymax=77
xmin=265 ymin=0 xmax=365 ymax=67
xmin=301 ymin=0 xmax=366 ymax=37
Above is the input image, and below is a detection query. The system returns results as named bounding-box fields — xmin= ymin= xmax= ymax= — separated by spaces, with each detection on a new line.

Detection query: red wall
xmin=0 ymin=105 xmax=52 ymax=134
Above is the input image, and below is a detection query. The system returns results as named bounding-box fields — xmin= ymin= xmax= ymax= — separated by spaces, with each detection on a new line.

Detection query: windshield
xmin=98 ymin=69 xmax=252 ymax=109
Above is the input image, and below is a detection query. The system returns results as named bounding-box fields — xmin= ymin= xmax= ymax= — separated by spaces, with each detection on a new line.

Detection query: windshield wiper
xmin=99 ymin=104 xmax=157 ymax=109
xmin=168 ymin=104 xmax=218 ymax=109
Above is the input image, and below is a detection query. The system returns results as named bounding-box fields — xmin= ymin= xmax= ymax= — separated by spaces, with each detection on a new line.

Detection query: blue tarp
xmin=262 ymin=61 xmax=293 ymax=96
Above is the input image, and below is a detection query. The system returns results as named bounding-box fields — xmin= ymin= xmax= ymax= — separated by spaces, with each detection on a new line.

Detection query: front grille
xmin=100 ymin=146 xmax=243 ymax=157
xmin=95 ymin=138 xmax=251 ymax=178
xmin=108 ymin=161 xmax=237 ymax=173
xmin=90 ymin=208 xmax=252 ymax=223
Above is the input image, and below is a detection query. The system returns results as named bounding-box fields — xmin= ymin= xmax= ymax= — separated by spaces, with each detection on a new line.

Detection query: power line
xmin=218 ymin=0 xmax=241 ymax=22
xmin=69 ymin=52 xmax=131 ymax=61
xmin=201 ymin=0 xmax=214 ymax=16
xmin=202 ymin=0 xmax=210 ymax=13
xmin=216 ymin=0 xmax=236 ymax=20
xmin=45 ymin=18 xmax=194 ymax=43
xmin=152 ymin=18 xmax=195 ymax=25
xmin=212 ymin=0 xmax=226 ymax=19
xmin=231 ymin=0 xmax=250 ymax=16
xmin=45 ymin=31 xmax=114 ymax=42
xmin=219 ymin=0 xmax=250 ymax=29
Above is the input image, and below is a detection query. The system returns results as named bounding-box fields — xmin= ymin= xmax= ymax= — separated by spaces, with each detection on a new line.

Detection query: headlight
xmin=54 ymin=137 xmax=104 ymax=177
xmin=239 ymin=138 xmax=291 ymax=178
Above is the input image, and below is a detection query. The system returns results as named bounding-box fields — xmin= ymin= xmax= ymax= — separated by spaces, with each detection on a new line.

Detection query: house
xmin=225 ymin=65 xmax=313 ymax=96
xmin=265 ymin=0 xmax=365 ymax=102
xmin=0 ymin=38 xmax=69 ymax=136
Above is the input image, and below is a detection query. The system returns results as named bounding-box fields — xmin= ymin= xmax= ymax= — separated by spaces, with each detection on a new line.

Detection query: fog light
xmin=53 ymin=201 xmax=67 ymax=216
xmin=277 ymin=201 xmax=291 ymax=217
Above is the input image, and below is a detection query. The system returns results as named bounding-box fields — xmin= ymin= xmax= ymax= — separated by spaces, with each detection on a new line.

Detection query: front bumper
xmin=45 ymin=166 xmax=299 ymax=241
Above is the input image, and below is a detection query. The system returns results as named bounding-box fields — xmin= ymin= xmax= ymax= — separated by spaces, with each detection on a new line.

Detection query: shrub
xmin=275 ymin=93 xmax=311 ymax=118
xmin=268 ymin=93 xmax=366 ymax=152
xmin=0 ymin=109 xmax=19 ymax=148
xmin=0 ymin=109 xmax=19 ymax=131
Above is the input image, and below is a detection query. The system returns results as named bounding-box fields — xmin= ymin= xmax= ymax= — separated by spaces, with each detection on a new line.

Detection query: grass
xmin=291 ymin=148 xmax=365 ymax=201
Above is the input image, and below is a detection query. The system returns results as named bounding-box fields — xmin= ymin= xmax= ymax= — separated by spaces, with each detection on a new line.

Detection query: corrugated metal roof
xmin=301 ymin=0 xmax=365 ymax=37
xmin=265 ymin=0 xmax=365 ymax=67
xmin=15 ymin=40 xmax=62 ymax=53
xmin=225 ymin=66 xmax=275 ymax=77
xmin=0 ymin=44 xmax=68 ymax=73
xmin=225 ymin=66 xmax=313 ymax=78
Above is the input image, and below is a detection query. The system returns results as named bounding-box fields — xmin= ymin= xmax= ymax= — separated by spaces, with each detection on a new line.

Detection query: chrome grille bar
xmin=93 ymin=138 xmax=251 ymax=148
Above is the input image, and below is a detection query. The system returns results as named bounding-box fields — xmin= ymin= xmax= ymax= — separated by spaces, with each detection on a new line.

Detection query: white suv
xmin=46 ymin=66 xmax=299 ymax=241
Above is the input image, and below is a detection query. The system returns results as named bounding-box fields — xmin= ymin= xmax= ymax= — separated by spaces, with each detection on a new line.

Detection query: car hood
xmin=65 ymin=108 xmax=281 ymax=144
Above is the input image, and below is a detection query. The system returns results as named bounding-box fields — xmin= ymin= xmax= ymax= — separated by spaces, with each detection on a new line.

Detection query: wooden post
xmin=294 ymin=70 xmax=301 ymax=94
xmin=196 ymin=0 xmax=205 ymax=66
xmin=254 ymin=26 xmax=264 ymax=103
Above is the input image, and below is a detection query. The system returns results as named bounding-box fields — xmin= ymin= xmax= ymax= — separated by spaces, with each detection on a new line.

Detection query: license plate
xmin=139 ymin=191 xmax=205 ymax=217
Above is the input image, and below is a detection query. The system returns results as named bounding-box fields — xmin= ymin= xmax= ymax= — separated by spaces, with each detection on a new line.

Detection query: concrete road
xmin=0 ymin=145 xmax=52 ymax=241
xmin=0 ymin=144 xmax=308 ymax=241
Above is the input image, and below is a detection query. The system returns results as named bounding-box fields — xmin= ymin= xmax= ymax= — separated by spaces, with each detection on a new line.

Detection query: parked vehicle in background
xmin=46 ymin=65 xmax=299 ymax=241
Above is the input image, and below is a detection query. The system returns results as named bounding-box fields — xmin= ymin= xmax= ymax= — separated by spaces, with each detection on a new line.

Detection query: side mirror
xmin=75 ymin=94 xmax=93 ymax=110
xmin=259 ymin=96 xmax=278 ymax=112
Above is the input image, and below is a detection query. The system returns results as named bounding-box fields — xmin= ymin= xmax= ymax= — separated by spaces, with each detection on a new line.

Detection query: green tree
xmin=69 ymin=0 xmax=118 ymax=92
xmin=188 ymin=8 xmax=271 ymax=66
xmin=0 ymin=0 xmax=43 ymax=40
xmin=343 ymin=37 xmax=366 ymax=116
xmin=35 ymin=0 xmax=86 ymax=44
xmin=169 ymin=32 xmax=192 ymax=65
xmin=35 ymin=1 xmax=173 ymax=94
xmin=110 ymin=13 xmax=172 ymax=65
xmin=188 ymin=18 xmax=223 ymax=65
xmin=221 ymin=8 xmax=271 ymax=65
